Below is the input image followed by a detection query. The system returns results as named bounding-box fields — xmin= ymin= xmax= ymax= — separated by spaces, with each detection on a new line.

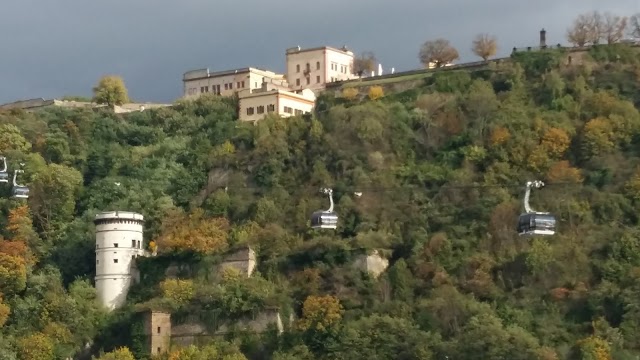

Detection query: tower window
xmin=131 ymin=240 xmax=135 ymax=248
xmin=114 ymin=259 xmax=118 ymax=263
xmin=157 ymin=347 xmax=161 ymax=353
xmin=114 ymin=243 xmax=118 ymax=248
xmin=157 ymin=326 xmax=161 ymax=334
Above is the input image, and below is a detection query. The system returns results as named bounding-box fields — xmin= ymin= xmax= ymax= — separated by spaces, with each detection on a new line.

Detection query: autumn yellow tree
xmin=574 ymin=336 xmax=612 ymax=360
xmin=160 ymin=278 xmax=195 ymax=306
xmin=418 ymin=38 xmax=459 ymax=68
xmin=17 ymin=333 xmax=54 ymax=360
xmin=0 ymin=296 xmax=10 ymax=328
xmin=581 ymin=117 xmax=615 ymax=158
xmin=0 ymin=124 xmax=31 ymax=153
xmin=156 ymin=208 xmax=229 ymax=254
xmin=298 ymin=295 xmax=344 ymax=332
xmin=0 ymin=253 xmax=27 ymax=296
xmin=342 ymin=87 xmax=359 ymax=101
xmin=93 ymin=75 xmax=130 ymax=106
xmin=472 ymin=33 xmax=497 ymax=61
xmin=368 ymin=86 xmax=384 ymax=100
xmin=489 ymin=126 xmax=511 ymax=146
xmin=97 ymin=347 xmax=136 ymax=360
xmin=624 ymin=167 xmax=640 ymax=202
xmin=540 ymin=127 xmax=571 ymax=158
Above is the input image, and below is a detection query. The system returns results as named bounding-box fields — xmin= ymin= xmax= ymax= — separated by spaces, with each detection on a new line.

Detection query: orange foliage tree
xmin=540 ymin=127 xmax=571 ymax=158
xmin=156 ymin=208 xmax=229 ymax=254
xmin=547 ymin=161 xmax=583 ymax=184
xmin=489 ymin=126 xmax=510 ymax=146
xmin=297 ymin=295 xmax=344 ymax=332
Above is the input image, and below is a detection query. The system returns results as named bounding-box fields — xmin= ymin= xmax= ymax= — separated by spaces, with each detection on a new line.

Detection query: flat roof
xmin=239 ymin=89 xmax=315 ymax=104
xmin=286 ymin=45 xmax=354 ymax=56
xmin=95 ymin=211 xmax=144 ymax=222
xmin=183 ymin=67 xmax=283 ymax=81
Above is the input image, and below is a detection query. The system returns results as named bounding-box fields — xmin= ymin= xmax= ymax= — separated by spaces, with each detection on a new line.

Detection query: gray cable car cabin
xmin=0 ymin=157 xmax=8 ymax=183
xmin=11 ymin=169 xmax=29 ymax=199
xmin=310 ymin=188 xmax=338 ymax=230
xmin=310 ymin=210 xmax=338 ymax=229
xmin=518 ymin=180 xmax=555 ymax=236
xmin=517 ymin=212 xmax=556 ymax=236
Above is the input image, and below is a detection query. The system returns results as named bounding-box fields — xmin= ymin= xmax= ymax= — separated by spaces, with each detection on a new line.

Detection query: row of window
xmin=296 ymin=62 xmax=321 ymax=73
xmin=96 ymin=253 xmax=139 ymax=265
xmin=246 ymin=104 xmax=276 ymax=115
xmin=200 ymin=80 xmax=247 ymax=94
xmin=296 ymin=75 xmax=322 ymax=86
xmin=296 ymin=61 xmax=350 ymax=74
xmin=283 ymin=106 xmax=304 ymax=115
xmin=330 ymin=62 xmax=350 ymax=74
xmin=96 ymin=240 xmax=142 ymax=249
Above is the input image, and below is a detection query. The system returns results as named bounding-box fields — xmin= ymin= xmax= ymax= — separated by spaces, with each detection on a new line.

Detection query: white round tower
xmin=94 ymin=211 xmax=145 ymax=311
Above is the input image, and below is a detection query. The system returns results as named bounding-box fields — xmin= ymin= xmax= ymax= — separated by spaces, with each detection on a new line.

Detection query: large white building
xmin=95 ymin=211 xmax=146 ymax=311
xmin=285 ymin=46 xmax=357 ymax=92
xmin=182 ymin=67 xmax=287 ymax=99
xmin=238 ymin=84 xmax=315 ymax=122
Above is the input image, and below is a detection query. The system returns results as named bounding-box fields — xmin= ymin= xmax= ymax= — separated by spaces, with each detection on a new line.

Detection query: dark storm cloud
xmin=0 ymin=0 xmax=638 ymax=104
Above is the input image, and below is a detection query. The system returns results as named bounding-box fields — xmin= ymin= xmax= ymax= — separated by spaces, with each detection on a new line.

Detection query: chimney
xmin=540 ymin=28 xmax=547 ymax=48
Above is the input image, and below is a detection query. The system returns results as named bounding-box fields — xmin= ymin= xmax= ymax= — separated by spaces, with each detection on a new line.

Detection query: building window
xmin=224 ymin=83 xmax=229 ymax=90
xmin=229 ymin=83 xmax=233 ymax=89
xmin=296 ymin=64 xmax=300 ymax=73
xmin=306 ymin=77 xmax=310 ymax=85
xmin=316 ymin=61 xmax=320 ymax=70
xmin=157 ymin=348 xmax=161 ymax=353
xmin=306 ymin=63 xmax=310 ymax=71
xmin=246 ymin=107 xmax=255 ymax=115
xmin=138 ymin=240 xmax=141 ymax=249
xmin=237 ymin=82 xmax=241 ymax=88
xmin=241 ymin=81 xmax=245 ymax=88
xmin=284 ymin=106 xmax=293 ymax=114
xmin=131 ymin=240 xmax=136 ymax=248
xmin=114 ymin=243 xmax=118 ymax=248
xmin=157 ymin=326 xmax=161 ymax=334
xmin=296 ymin=78 xmax=300 ymax=86
xmin=295 ymin=109 xmax=303 ymax=115
xmin=114 ymin=259 xmax=118 ymax=263
xmin=257 ymin=105 xmax=265 ymax=114
xmin=267 ymin=104 xmax=275 ymax=112
xmin=317 ymin=75 xmax=321 ymax=83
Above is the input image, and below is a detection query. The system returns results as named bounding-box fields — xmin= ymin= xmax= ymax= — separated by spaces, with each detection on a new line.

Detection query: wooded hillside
xmin=1 ymin=44 xmax=640 ymax=359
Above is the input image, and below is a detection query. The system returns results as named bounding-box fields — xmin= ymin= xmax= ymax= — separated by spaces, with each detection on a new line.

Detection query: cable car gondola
xmin=517 ymin=180 xmax=556 ymax=236
xmin=11 ymin=169 xmax=29 ymax=199
xmin=310 ymin=188 xmax=338 ymax=229
xmin=0 ymin=157 xmax=7 ymax=183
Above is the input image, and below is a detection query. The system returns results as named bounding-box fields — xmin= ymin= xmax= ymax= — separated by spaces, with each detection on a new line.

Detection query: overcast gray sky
xmin=0 ymin=0 xmax=638 ymax=104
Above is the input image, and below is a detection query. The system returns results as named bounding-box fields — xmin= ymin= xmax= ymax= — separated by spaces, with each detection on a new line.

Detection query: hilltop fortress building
xmin=182 ymin=45 xmax=357 ymax=121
